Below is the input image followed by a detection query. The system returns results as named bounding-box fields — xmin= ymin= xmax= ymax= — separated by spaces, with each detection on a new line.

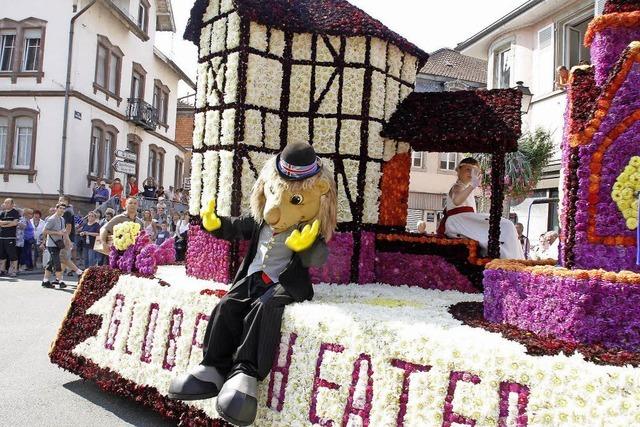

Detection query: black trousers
xmin=201 ymin=272 xmax=295 ymax=381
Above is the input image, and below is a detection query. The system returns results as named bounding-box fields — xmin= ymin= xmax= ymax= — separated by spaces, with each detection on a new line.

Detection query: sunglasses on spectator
xmin=57 ymin=204 xmax=67 ymax=208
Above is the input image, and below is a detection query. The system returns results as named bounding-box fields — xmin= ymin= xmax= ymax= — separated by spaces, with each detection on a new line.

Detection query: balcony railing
xmin=127 ymin=98 xmax=158 ymax=130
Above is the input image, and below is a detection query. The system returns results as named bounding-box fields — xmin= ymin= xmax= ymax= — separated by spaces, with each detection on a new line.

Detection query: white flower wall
xmin=72 ymin=266 xmax=640 ymax=426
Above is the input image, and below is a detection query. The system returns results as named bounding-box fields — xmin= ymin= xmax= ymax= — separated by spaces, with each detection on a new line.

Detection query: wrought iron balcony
xmin=127 ymin=98 xmax=158 ymax=131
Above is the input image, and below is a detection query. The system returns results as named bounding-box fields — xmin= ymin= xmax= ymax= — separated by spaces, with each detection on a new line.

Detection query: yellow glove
xmin=201 ymin=200 xmax=221 ymax=232
xmin=286 ymin=219 xmax=320 ymax=252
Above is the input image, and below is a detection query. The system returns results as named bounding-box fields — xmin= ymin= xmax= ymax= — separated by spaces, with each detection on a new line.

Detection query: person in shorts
xmin=58 ymin=196 xmax=83 ymax=277
xmin=0 ymin=198 xmax=20 ymax=277
xmin=42 ymin=203 xmax=68 ymax=289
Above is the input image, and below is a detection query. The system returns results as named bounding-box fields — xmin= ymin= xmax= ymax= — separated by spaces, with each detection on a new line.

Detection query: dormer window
xmin=138 ymin=0 xmax=150 ymax=34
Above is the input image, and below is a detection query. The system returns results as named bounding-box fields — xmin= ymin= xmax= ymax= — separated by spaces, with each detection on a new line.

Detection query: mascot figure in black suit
xmin=169 ymin=142 xmax=337 ymax=426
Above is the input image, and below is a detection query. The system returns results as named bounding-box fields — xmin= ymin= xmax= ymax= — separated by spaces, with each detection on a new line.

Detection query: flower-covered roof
xmin=185 ymin=0 xmax=429 ymax=62
xmin=381 ymin=89 xmax=522 ymax=153
xmin=604 ymin=0 xmax=640 ymax=14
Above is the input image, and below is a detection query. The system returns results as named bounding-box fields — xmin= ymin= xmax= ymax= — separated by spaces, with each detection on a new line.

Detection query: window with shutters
xmin=535 ymin=25 xmax=555 ymax=95
xmin=556 ymin=8 xmax=593 ymax=71
xmin=94 ymin=35 xmax=124 ymax=103
xmin=0 ymin=108 xmax=38 ymax=180
xmin=88 ymin=119 xmax=118 ymax=183
xmin=0 ymin=18 xmax=46 ymax=83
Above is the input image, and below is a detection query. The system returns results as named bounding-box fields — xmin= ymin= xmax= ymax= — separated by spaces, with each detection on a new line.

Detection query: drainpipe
xmin=59 ymin=0 xmax=98 ymax=195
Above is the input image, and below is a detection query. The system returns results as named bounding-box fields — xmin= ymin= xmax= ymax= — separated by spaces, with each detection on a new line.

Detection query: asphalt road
xmin=0 ymin=272 xmax=176 ymax=427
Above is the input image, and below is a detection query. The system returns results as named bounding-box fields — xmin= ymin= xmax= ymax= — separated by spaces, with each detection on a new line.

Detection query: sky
xmin=156 ymin=0 xmax=529 ymax=97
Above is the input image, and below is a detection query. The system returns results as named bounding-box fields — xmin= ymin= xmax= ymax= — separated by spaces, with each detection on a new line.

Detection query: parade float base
xmin=50 ymin=266 xmax=640 ymax=426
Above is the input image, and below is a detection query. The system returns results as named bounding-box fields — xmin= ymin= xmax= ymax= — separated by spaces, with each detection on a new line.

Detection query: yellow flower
xmin=626 ymin=217 xmax=637 ymax=230
xmin=113 ymin=222 xmax=141 ymax=251
xmin=613 ymin=157 xmax=640 ymax=229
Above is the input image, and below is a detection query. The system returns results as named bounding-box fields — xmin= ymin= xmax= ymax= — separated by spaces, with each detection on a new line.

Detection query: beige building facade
xmin=0 ymin=0 xmax=195 ymax=212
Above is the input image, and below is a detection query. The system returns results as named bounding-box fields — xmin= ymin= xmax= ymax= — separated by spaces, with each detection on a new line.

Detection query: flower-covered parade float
xmin=50 ymin=0 xmax=640 ymax=425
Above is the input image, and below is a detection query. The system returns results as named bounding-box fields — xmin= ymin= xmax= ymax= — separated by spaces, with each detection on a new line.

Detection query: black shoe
xmin=66 ymin=271 xmax=75 ymax=277
xmin=41 ymin=281 xmax=53 ymax=288
xmin=57 ymin=281 xmax=67 ymax=289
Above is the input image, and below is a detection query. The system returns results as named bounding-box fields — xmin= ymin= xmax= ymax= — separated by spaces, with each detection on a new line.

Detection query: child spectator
xmin=155 ymin=222 xmax=171 ymax=245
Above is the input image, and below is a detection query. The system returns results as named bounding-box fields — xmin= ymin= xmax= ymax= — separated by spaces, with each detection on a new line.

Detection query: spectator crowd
xmin=0 ymin=177 xmax=190 ymax=287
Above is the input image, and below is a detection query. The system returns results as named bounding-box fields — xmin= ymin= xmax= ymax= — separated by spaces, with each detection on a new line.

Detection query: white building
xmin=0 ymin=0 xmax=195 ymax=211
xmin=456 ymin=0 xmax=598 ymax=241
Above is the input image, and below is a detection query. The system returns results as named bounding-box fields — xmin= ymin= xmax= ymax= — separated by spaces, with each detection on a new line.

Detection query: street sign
xmin=113 ymin=160 xmax=137 ymax=175
xmin=115 ymin=149 xmax=137 ymax=162
xmin=183 ymin=176 xmax=191 ymax=190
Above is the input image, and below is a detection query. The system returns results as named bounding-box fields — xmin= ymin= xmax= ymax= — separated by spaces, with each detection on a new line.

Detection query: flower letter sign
xmin=51 ymin=267 xmax=640 ymax=425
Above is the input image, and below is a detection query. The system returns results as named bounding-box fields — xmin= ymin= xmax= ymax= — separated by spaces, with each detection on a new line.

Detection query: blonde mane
xmin=250 ymin=157 xmax=338 ymax=241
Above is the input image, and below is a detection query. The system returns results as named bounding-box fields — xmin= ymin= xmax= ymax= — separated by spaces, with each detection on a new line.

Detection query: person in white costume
xmin=440 ymin=157 xmax=524 ymax=260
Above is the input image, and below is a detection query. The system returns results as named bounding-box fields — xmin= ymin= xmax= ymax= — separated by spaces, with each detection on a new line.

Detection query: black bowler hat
xmin=276 ymin=142 xmax=322 ymax=181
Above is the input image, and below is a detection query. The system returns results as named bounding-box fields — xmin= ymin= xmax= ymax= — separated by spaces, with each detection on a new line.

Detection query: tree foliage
xmin=472 ymin=128 xmax=556 ymax=200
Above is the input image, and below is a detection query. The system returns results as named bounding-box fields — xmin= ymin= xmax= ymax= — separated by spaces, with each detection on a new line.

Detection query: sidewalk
xmin=0 ymin=274 xmax=176 ymax=426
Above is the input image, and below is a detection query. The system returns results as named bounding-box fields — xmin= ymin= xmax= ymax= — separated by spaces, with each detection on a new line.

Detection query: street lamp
xmin=515 ymin=81 xmax=533 ymax=114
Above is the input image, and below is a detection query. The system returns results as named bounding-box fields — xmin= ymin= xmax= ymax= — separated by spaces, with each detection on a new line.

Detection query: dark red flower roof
xmin=185 ymin=0 xmax=428 ymax=62
xmin=604 ymin=0 xmax=640 ymax=13
xmin=381 ymin=89 xmax=522 ymax=153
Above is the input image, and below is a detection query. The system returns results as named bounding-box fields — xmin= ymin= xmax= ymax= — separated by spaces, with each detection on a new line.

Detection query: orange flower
xmin=584 ymin=12 xmax=640 ymax=46
xmin=486 ymin=260 xmax=640 ymax=285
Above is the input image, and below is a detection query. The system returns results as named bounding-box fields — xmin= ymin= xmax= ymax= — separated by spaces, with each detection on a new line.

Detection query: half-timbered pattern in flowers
xmin=187 ymin=0 xmax=427 ymax=231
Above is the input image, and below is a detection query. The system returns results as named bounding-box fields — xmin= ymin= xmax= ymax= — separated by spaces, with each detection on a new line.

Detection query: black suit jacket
xmin=209 ymin=216 xmax=329 ymax=302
